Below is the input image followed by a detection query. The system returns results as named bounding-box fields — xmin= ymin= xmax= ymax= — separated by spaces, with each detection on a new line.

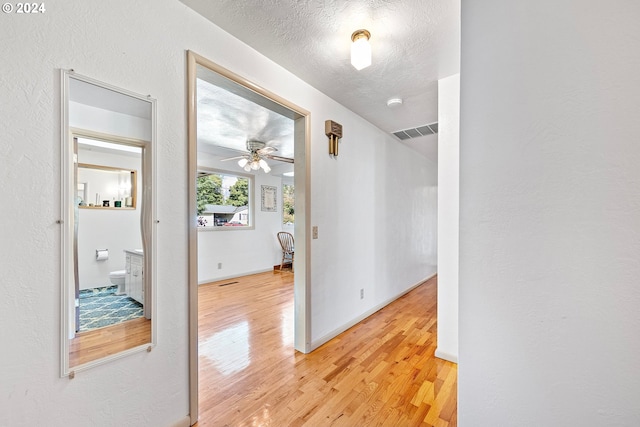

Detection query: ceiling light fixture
xmin=351 ymin=29 xmax=371 ymax=70
xmin=221 ymin=140 xmax=293 ymax=174
xmin=238 ymin=152 xmax=271 ymax=173
xmin=387 ymin=98 xmax=403 ymax=108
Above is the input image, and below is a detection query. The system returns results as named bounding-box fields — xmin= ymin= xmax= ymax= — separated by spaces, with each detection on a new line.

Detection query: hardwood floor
xmin=195 ymin=272 xmax=456 ymax=427
xmin=68 ymin=317 xmax=151 ymax=368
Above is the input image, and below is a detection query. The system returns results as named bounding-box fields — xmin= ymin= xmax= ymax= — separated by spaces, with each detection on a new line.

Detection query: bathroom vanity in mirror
xmin=125 ymin=249 xmax=144 ymax=305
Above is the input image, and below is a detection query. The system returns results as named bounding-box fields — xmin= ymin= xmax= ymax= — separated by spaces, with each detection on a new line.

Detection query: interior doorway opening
xmin=187 ymin=51 xmax=310 ymax=424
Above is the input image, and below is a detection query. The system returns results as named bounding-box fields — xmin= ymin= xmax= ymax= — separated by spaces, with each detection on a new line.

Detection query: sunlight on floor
xmin=280 ymin=301 xmax=294 ymax=347
xmin=200 ymin=320 xmax=250 ymax=376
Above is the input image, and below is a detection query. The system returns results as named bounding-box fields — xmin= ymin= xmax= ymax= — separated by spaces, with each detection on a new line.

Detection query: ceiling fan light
xmin=251 ymin=161 xmax=260 ymax=170
xmin=259 ymin=159 xmax=271 ymax=173
xmin=351 ymin=29 xmax=371 ymax=70
xmin=244 ymin=164 xmax=252 ymax=171
xmin=238 ymin=158 xmax=248 ymax=168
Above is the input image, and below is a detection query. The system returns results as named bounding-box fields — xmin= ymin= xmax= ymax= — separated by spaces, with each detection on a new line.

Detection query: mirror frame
xmin=60 ymin=70 xmax=157 ymax=376
xmin=77 ymin=163 xmax=138 ymax=210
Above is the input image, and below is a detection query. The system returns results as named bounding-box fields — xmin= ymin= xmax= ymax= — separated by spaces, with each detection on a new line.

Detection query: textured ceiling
xmin=197 ymin=76 xmax=295 ymax=159
xmin=182 ymin=0 xmax=460 ymax=162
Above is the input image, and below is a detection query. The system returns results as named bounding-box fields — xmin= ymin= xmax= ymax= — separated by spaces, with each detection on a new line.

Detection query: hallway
xmin=196 ymin=272 xmax=456 ymax=426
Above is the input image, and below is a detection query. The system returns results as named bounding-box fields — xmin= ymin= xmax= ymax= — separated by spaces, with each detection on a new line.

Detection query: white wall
xmin=1 ymin=1 xmax=195 ymax=425
xmin=460 ymin=1 xmax=640 ymax=425
xmin=436 ymin=73 xmax=459 ymax=363
xmin=197 ymin=155 xmax=284 ymax=283
xmin=77 ymin=149 xmax=142 ymax=290
xmin=310 ymin=116 xmax=438 ymax=345
xmin=0 ymin=0 xmax=438 ymax=425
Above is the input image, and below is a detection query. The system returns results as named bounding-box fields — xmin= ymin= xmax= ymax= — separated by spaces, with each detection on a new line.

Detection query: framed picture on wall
xmin=261 ymin=185 xmax=277 ymax=212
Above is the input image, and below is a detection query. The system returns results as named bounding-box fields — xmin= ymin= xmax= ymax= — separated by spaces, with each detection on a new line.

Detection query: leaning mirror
xmin=61 ymin=71 xmax=156 ymax=376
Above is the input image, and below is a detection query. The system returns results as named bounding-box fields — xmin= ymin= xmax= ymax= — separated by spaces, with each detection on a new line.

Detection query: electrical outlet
xmin=360 ymin=288 xmax=364 ymax=299
xmin=312 ymin=226 xmax=318 ymax=239
xmin=218 ymin=262 xmax=222 ymax=269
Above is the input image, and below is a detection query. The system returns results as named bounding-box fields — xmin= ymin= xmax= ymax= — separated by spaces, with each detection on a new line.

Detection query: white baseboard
xmin=435 ymin=348 xmax=458 ymax=363
xmin=309 ymin=273 xmax=437 ymax=351
xmin=198 ymin=268 xmax=274 ymax=285
xmin=166 ymin=415 xmax=190 ymax=427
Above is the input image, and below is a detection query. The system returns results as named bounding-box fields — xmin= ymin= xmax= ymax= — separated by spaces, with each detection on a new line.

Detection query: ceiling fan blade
xmin=219 ymin=155 xmax=247 ymax=162
xmin=264 ymin=154 xmax=294 ymax=163
xmin=257 ymin=146 xmax=277 ymax=155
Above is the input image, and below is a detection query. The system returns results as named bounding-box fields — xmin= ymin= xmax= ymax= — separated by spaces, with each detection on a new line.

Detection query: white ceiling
xmin=183 ymin=0 xmax=460 ymax=163
xmin=197 ymin=75 xmax=295 ymax=159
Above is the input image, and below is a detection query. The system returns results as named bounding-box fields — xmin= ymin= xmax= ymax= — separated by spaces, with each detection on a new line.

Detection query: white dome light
xmin=351 ymin=30 xmax=371 ymax=71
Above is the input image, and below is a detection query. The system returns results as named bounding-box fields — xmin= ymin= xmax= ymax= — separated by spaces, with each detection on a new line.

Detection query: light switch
xmin=312 ymin=226 xmax=318 ymax=239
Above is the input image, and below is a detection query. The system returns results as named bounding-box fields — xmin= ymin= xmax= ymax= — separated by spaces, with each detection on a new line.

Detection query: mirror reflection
xmin=62 ymin=71 xmax=155 ymax=374
xmin=77 ymin=162 xmax=137 ymax=209
xmin=70 ymin=137 xmax=147 ymax=368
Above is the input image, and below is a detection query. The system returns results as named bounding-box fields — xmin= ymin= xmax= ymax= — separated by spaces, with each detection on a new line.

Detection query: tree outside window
xmin=283 ymin=184 xmax=294 ymax=225
xmin=197 ymin=174 xmax=223 ymax=215
xmin=228 ymin=178 xmax=249 ymax=207
xmin=197 ymin=172 xmax=251 ymax=228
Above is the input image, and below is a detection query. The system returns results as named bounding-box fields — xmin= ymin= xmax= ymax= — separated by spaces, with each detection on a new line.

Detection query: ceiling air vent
xmin=392 ymin=122 xmax=438 ymax=141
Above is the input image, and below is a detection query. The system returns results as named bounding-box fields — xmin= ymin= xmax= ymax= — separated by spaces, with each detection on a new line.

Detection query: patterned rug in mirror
xmin=79 ymin=285 xmax=143 ymax=332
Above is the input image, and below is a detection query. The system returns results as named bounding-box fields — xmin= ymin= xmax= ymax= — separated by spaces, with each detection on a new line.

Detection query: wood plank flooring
xmin=69 ymin=317 xmax=151 ymax=367
xmin=196 ymin=272 xmax=456 ymax=427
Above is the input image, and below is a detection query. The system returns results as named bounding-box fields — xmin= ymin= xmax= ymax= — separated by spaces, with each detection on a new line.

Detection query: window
xmin=197 ymin=171 xmax=252 ymax=229
xmin=283 ymin=183 xmax=294 ymax=225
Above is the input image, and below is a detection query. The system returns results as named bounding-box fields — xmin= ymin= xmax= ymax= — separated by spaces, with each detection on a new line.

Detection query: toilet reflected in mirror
xmin=61 ymin=71 xmax=156 ymax=375
xmin=109 ymin=269 xmax=126 ymax=294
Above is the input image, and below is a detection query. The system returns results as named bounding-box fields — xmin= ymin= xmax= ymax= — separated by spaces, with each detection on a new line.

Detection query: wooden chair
xmin=277 ymin=232 xmax=294 ymax=272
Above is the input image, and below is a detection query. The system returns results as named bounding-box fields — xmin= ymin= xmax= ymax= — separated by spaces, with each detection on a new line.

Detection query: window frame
xmin=196 ymin=167 xmax=255 ymax=231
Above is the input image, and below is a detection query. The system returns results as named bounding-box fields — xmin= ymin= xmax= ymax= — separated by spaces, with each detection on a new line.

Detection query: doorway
xmin=186 ymin=51 xmax=311 ymax=424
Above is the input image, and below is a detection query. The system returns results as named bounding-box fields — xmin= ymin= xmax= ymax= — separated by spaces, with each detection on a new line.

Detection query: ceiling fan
xmin=221 ymin=140 xmax=293 ymax=173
